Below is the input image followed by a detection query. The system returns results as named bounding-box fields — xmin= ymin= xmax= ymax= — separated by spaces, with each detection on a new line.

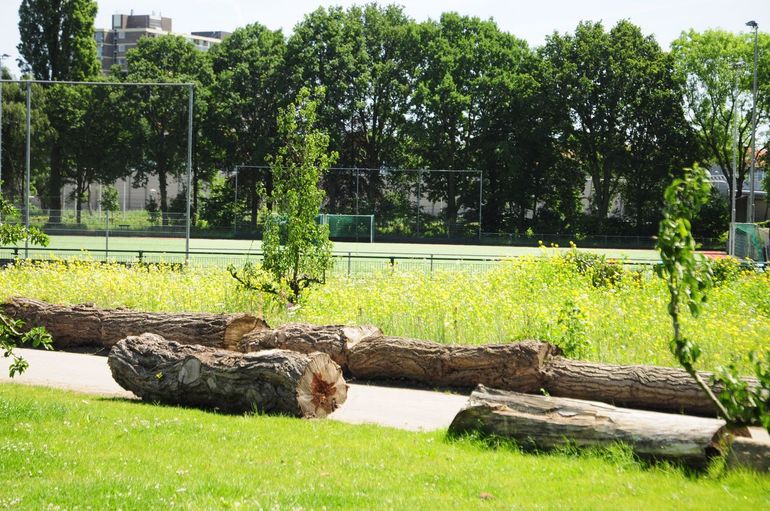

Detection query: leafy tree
xmin=122 ymin=35 xmax=213 ymax=225
xmin=0 ymin=193 xmax=52 ymax=376
xmin=99 ymin=185 xmax=119 ymax=212
xmin=208 ymin=22 xmax=286 ymax=228
xmin=542 ymin=21 xmax=698 ymax=229
xmin=46 ymin=81 xmax=131 ymax=223
xmin=231 ymin=88 xmax=337 ymax=302
xmin=671 ymin=29 xmax=770 ymax=205
xmin=286 ymin=5 xmax=417 ymax=213
xmin=17 ymin=0 xmax=100 ymax=223
xmin=0 ymin=75 xmax=52 ymax=204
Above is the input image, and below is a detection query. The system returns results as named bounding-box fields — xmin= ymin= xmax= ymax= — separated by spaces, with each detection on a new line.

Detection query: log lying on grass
xmin=4 ymin=296 xmax=268 ymax=350
xmin=449 ymin=385 xmax=729 ymax=469
xmin=238 ymin=323 xmax=383 ymax=367
xmin=108 ymin=333 xmax=347 ymax=417
xmin=240 ymin=326 xmax=557 ymax=391
xmin=239 ymin=326 xmax=748 ymax=417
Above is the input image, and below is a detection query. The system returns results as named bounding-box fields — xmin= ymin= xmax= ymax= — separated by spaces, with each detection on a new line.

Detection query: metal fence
xmin=0 ymin=246 xmax=660 ymax=275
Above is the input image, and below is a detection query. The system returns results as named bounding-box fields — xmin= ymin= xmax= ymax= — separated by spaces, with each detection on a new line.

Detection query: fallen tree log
xmin=4 ymin=297 xmax=268 ymax=350
xmin=543 ymin=358 xmax=728 ymax=416
xmin=238 ymin=323 xmax=382 ymax=367
xmin=108 ymin=333 xmax=347 ymax=417
xmin=347 ymin=337 xmax=559 ymax=392
xmin=239 ymin=326 xmax=748 ymax=417
xmin=726 ymin=437 xmax=770 ymax=472
xmin=449 ymin=385 xmax=729 ymax=469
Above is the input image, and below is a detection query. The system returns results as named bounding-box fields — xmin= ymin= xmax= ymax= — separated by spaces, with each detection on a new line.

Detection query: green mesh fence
xmin=734 ymin=223 xmax=767 ymax=262
xmin=317 ymin=214 xmax=374 ymax=242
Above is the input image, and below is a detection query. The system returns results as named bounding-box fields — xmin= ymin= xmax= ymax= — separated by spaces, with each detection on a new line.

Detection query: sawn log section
xmin=4 ymin=296 xmax=268 ymax=350
xmin=109 ymin=333 xmax=347 ymax=417
xmin=240 ymin=323 xmax=755 ymax=417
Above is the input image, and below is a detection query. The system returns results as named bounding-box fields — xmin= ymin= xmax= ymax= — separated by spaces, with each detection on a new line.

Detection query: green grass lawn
xmin=1 ymin=384 xmax=767 ymax=510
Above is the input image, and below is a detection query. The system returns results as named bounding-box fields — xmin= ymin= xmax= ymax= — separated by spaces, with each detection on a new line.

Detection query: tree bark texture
xmin=239 ymin=326 xmax=755 ymax=418
xmin=4 ymin=297 xmax=268 ymax=350
xmin=108 ymin=333 xmax=347 ymax=417
xmin=449 ymin=385 xmax=729 ymax=469
xmin=238 ymin=323 xmax=383 ymax=368
xmin=726 ymin=436 xmax=770 ymax=473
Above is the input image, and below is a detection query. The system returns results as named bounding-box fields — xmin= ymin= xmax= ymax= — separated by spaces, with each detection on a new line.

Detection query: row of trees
xmin=2 ymin=1 xmax=769 ymax=236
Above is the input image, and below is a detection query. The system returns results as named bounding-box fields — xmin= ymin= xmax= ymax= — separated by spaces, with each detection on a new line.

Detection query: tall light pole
xmin=746 ymin=20 xmax=759 ymax=223
xmin=730 ymin=60 xmax=744 ymax=256
xmin=0 ymin=53 xmax=10 ymax=196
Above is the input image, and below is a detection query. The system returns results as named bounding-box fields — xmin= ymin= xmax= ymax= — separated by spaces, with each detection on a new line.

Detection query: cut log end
xmin=296 ymin=353 xmax=348 ymax=418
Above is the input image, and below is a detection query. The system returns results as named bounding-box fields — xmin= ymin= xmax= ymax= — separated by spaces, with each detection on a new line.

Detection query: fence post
xmin=430 ymin=254 xmax=434 ymax=274
xmin=347 ymin=251 xmax=351 ymax=277
xmin=105 ymin=210 xmax=110 ymax=261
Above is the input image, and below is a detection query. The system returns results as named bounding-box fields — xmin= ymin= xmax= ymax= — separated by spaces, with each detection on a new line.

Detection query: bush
xmin=562 ymin=247 xmax=624 ymax=287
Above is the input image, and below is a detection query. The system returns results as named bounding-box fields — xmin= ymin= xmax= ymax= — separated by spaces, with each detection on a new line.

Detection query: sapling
xmin=656 ymin=165 xmax=770 ymax=432
xmin=0 ymin=191 xmax=53 ymax=376
xmin=655 ymin=164 xmax=730 ymax=418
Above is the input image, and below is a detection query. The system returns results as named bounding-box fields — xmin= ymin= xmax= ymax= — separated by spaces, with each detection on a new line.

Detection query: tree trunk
xmin=3 ymin=297 xmax=268 ymax=350
xmin=239 ymin=329 xmax=756 ymax=418
xmin=449 ymin=385 xmax=729 ymax=469
xmin=726 ymin=437 xmax=770 ymax=473
xmin=159 ymin=167 xmax=168 ymax=226
xmin=348 ymin=337 xmax=557 ymax=391
xmin=108 ymin=333 xmax=347 ymax=417
xmin=238 ymin=323 xmax=383 ymax=368
xmin=543 ymin=358 xmax=729 ymax=416
xmin=48 ymin=142 xmax=63 ymax=223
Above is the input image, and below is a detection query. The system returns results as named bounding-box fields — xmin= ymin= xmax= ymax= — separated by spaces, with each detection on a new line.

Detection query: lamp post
xmin=730 ymin=60 xmax=744 ymax=256
xmin=746 ymin=20 xmax=759 ymax=223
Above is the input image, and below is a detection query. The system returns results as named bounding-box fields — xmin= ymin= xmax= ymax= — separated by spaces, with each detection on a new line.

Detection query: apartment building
xmin=95 ymin=12 xmax=228 ymax=73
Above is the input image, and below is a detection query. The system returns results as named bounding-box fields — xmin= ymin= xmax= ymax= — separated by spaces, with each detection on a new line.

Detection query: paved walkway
xmin=0 ymin=348 xmax=468 ymax=431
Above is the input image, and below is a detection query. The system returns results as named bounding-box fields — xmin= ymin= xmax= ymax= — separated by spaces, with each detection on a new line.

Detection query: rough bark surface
xmin=239 ymin=323 xmax=382 ymax=367
xmin=347 ymin=337 xmax=560 ymax=391
xmin=543 ymin=358 xmax=731 ymax=416
xmin=726 ymin=437 xmax=770 ymax=472
xmin=4 ymin=297 xmax=268 ymax=350
xmin=449 ymin=385 xmax=728 ymax=468
xmin=239 ymin=325 xmax=752 ymax=418
xmin=108 ymin=333 xmax=347 ymax=417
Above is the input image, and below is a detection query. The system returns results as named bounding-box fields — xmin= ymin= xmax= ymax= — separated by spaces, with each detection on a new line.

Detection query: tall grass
xmin=1 ymin=253 xmax=768 ymax=371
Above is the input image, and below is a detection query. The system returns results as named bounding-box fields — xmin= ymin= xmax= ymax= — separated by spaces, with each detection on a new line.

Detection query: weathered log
xmin=726 ymin=437 xmax=770 ymax=472
xmin=449 ymin=385 xmax=729 ymax=468
xmin=108 ymin=333 xmax=347 ymax=417
xmin=4 ymin=297 xmax=268 ymax=350
xmin=347 ymin=337 xmax=560 ymax=391
xmin=239 ymin=326 xmax=753 ymax=418
xmin=238 ymin=323 xmax=382 ymax=367
xmin=543 ymin=358 xmax=729 ymax=416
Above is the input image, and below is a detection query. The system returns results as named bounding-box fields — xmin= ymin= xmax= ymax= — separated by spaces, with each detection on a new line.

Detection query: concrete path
xmin=0 ymin=348 xmax=468 ymax=432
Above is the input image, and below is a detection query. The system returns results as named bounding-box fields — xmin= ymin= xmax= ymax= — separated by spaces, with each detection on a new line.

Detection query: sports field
xmin=0 ymin=234 xmax=668 ymax=274
xmin=31 ymin=234 xmax=662 ymax=260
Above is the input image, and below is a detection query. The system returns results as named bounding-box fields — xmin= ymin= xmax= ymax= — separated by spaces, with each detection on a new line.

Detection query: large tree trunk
xmin=239 ymin=328 xmax=755 ymax=418
xmin=109 ymin=333 xmax=347 ymax=417
xmin=449 ymin=385 xmax=729 ymax=469
xmin=3 ymin=297 xmax=268 ymax=350
xmin=239 ymin=323 xmax=383 ymax=368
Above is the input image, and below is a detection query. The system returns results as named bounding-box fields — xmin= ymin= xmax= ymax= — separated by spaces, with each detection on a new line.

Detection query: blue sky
xmin=0 ymin=0 xmax=765 ymax=76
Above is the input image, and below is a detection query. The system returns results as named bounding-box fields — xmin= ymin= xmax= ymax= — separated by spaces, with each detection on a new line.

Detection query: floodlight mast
xmin=729 ymin=60 xmax=744 ymax=256
xmin=746 ymin=20 xmax=759 ymax=223
xmin=0 ymin=54 xmax=10 ymax=196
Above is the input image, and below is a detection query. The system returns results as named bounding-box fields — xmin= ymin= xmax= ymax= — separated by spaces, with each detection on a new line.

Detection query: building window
xmin=118 ymin=44 xmax=126 ymax=53
xmin=118 ymin=30 xmax=125 ymax=40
